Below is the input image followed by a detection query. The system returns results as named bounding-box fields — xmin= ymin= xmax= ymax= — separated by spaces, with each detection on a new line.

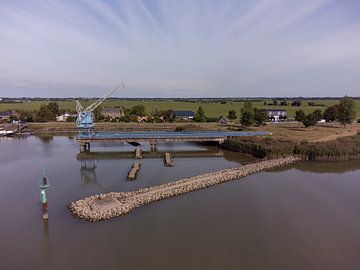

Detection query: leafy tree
xmin=302 ymin=113 xmax=317 ymax=128
xmin=9 ymin=114 xmax=19 ymax=122
xmin=254 ymin=108 xmax=267 ymax=126
xmin=273 ymin=100 xmax=278 ymax=106
xmin=162 ymin=109 xmax=175 ymax=122
xmin=153 ymin=109 xmax=175 ymax=122
xmin=130 ymin=105 xmax=145 ymax=116
xmin=308 ymin=101 xmax=315 ymax=107
xmin=119 ymin=115 xmax=131 ymax=122
xmin=338 ymin=96 xmax=356 ymax=127
xmin=240 ymin=101 xmax=254 ymax=127
xmin=35 ymin=105 xmax=53 ymax=122
xmin=313 ymin=109 xmax=323 ymax=121
xmin=323 ymin=105 xmax=339 ymax=122
xmin=19 ymin=111 xmax=34 ymax=122
xmin=93 ymin=106 xmax=103 ymax=121
xmin=228 ymin=110 xmax=237 ymax=120
xmin=66 ymin=116 xmax=76 ymax=122
xmin=291 ymin=100 xmax=302 ymax=106
xmin=47 ymin=102 xmax=59 ymax=119
xmin=194 ymin=106 xmax=206 ymax=122
xmin=205 ymin=116 xmax=217 ymax=122
xmin=295 ymin=110 xmax=305 ymax=122
xmin=280 ymin=100 xmax=288 ymax=106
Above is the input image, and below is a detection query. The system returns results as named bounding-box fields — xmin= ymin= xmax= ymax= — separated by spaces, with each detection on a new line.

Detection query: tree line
xmin=8 ymin=96 xmax=358 ymax=126
xmin=294 ymin=96 xmax=356 ymax=127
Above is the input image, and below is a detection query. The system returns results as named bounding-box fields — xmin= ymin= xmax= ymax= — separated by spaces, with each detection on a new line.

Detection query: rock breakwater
xmin=69 ymin=156 xmax=302 ymax=222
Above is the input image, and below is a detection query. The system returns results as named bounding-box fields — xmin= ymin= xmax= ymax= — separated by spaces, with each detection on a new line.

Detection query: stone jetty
xmin=69 ymin=156 xmax=301 ymax=222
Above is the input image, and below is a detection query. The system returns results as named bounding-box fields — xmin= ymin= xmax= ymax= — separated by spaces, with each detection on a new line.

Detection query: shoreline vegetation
xmin=69 ymin=156 xmax=301 ymax=222
xmin=221 ymin=132 xmax=360 ymax=161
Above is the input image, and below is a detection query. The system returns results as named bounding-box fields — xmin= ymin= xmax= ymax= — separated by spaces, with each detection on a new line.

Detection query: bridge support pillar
xmin=150 ymin=143 xmax=157 ymax=152
xmin=80 ymin=142 xmax=90 ymax=153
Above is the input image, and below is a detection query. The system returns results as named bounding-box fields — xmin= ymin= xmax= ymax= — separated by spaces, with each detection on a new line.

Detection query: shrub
xmin=223 ymin=133 xmax=360 ymax=161
xmin=221 ymin=137 xmax=295 ymax=159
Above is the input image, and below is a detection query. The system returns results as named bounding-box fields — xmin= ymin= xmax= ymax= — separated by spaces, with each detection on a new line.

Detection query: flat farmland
xmin=1 ymin=99 xmax=360 ymax=118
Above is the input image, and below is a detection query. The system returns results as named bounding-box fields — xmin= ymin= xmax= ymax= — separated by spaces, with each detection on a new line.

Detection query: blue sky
xmin=0 ymin=0 xmax=359 ymax=97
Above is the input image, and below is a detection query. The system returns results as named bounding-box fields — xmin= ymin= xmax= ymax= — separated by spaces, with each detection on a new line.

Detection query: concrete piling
xmin=134 ymin=147 xmax=142 ymax=159
xmin=127 ymin=163 xmax=141 ymax=180
xmin=164 ymin=152 xmax=174 ymax=167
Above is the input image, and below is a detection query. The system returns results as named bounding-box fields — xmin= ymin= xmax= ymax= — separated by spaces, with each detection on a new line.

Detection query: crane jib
xmin=76 ymin=84 xmax=122 ymax=130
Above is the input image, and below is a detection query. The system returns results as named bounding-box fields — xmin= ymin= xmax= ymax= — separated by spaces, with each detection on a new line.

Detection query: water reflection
xmin=295 ymin=159 xmax=360 ymax=173
xmin=80 ymin=160 xmax=106 ymax=192
xmin=42 ymin=220 xmax=53 ymax=269
xmin=76 ymin=147 xmax=257 ymax=165
xmin=38 ymin=135 xmax=53 ymax=143
xmin=2 ymin=136 xmax=360 ymax=269
xmin=271 ymin=159 xmax=360 ymax=174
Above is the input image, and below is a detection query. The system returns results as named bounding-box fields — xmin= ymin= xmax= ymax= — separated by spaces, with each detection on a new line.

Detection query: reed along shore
xmin=69 ymin=156 xmax=302 ymax=222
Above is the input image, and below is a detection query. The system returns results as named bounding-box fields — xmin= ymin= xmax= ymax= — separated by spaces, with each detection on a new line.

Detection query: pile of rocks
xmin=69 ymin=156 xmax=302 ymax=222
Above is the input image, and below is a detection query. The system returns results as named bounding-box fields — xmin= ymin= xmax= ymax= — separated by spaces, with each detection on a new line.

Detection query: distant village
xmin=0 ymin=97 xmax=357 ymax=129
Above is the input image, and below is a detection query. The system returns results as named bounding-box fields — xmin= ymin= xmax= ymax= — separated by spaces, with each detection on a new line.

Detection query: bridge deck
xmin=75 ymin=131 xmax=268 ymax=143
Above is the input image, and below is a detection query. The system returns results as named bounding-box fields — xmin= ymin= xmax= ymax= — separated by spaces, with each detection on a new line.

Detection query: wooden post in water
xmin=164 ymin=152 xmax=174 ymax=167
xmin=38 ymin=168 xmax=50 ymax=220
xmin=134 ymin=147 xmax=142 ymax=159
xmin=127 ymin=163 xmax=141 ymax=180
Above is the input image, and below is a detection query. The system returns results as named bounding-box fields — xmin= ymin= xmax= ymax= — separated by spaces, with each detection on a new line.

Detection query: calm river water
xmin=1 ymin=136 xmax=360 ymax=270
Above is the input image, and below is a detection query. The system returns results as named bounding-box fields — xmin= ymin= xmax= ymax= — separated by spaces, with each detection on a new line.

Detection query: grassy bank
xmin=222 ymin=132 xmax=360 ymax=161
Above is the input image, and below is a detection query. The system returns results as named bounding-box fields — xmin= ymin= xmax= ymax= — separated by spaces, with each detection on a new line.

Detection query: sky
xmin=0 ymin=0 xmax=360 ymax=98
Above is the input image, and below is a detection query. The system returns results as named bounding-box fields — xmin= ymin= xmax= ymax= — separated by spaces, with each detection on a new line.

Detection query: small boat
xmin=0 ymin=129 xmax=15 ymax=136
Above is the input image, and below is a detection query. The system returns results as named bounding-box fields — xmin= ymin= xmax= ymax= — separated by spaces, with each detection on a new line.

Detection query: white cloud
xmin=0 ymin=0 xmax=359 ymax=97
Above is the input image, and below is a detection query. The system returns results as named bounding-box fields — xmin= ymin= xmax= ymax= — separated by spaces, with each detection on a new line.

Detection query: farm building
xmin=264 ymin=109 xmax=287 ymax=121
xmin=101 ymin=107 xmax=125 ymax=119
xmin=56 ymin=113 xmax=77 ymax=122
xmin=137 ymin=115 xmax=148 ymax=123
xmin=174 ymin=111 xmax=195 ymax=121
xmin=217 ymin=116 xmax=228 ymax=125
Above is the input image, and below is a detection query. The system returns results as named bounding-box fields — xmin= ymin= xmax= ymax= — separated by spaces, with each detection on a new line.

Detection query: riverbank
xmin=222 ymin=131 xmax=360 ymax=161
xmin=24 ymin=122 xmax=360 ymax=141
xmin=69 ymin=156 xmax=301 ymax=221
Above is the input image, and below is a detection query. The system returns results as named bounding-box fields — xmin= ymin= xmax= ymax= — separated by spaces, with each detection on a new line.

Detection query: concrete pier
xmin=127 ymin=163 xmax=141 ymax=180
xmin=163 ymin=152 xmax=174 ymax=167
xmin=134 ymin=147 xmax=142 ymax=159
xmin=80 ymin=142 xmax=90 ymax=153
xmin=69 ymin=156 xmax=302 ymax=222
xmin=150 ymin=143 xmax=157 ymax=152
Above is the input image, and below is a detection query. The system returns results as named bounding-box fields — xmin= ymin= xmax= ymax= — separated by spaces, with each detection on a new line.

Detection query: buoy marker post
xmin=38 ymin=168 xmax=50 ymax=220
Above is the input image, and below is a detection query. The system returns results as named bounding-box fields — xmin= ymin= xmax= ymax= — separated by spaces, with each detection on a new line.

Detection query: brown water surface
xmin=1 ymin=136 xmax=360 ymax=270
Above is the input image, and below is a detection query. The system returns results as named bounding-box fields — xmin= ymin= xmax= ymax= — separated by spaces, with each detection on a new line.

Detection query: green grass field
xmin=1 ymin=99 xmax=359 ymax=118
